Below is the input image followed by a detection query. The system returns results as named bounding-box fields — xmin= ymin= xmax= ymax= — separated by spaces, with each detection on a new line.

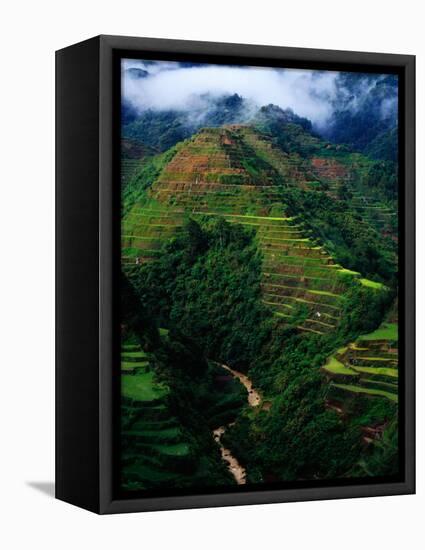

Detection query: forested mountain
xmin=122 ymin=93 xmax=253 ymax=151
xmin=122 ymin=71 xmax=398 ymax=161
xmin=119 ymin=103 xmax=399 ymax=492
xmin=322 ymin=74 xmax=398 ymax=162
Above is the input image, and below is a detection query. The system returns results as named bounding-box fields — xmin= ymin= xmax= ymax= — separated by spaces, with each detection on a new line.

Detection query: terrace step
xmin=120 ymin=340 xmax=195 ymax=490
xmin=121 ymin=125 xmax=384 ymax=342
xmin=322 ymin=320 xmax=399 ymax=403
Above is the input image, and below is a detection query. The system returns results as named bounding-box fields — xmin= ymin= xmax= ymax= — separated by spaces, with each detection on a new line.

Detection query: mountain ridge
xmin=120 ymin=121 xmax=399 ymax=490
xmin=122 ymin=75 xmax=398 ymax=161
xmin=122 ymin=124 xmax=396 ymax=337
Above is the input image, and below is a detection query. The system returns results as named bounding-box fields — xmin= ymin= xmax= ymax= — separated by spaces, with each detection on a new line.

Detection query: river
xmin=213 ymin=363 xmax=261 ymax=485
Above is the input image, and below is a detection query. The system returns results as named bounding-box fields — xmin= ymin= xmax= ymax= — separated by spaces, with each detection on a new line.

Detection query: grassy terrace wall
xmin=121 ymin=138 xmax=156 ymax=188
xmin=120 ymin=340 xmax=195 ymax=490
xmin=322 ymin=321 xmax=398 ymax=404
xmin=121 ymin=158 xmax=147 ymax=187
xmin=244 ymin=125 xmax=397 ymax=237
xmin=121 ymin=126 xmax=387 ymax=336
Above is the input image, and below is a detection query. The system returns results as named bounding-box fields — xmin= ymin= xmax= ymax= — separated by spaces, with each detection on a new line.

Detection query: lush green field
xmin=122 ymin=371 xmax=168 ymax=402
xmin=322 ymin=314 xmax=399 ymax=456
xmin=323 ymin=356 xmax=358 ymax=376
xmin=361 ymin=323 xmax=398 ymax=341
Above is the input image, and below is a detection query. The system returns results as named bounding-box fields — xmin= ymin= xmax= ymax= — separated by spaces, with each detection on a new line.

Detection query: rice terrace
xmin=119 ymin=59 xmax=400 ymax=493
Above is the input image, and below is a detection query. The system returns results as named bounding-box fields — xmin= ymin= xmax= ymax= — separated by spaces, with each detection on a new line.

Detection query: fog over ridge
xmin=122 ymin=59 xmax=397 ymax=130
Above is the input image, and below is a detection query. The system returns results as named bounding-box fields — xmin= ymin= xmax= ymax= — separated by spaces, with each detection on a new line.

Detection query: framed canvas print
xmin=56 ymin=35 xmax=415 ymax=514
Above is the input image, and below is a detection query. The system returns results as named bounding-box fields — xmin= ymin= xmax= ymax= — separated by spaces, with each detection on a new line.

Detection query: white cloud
xmin=122 ymin=60 xmax=341 ymax=126
xmin=121 ymin=59 xmax=396 ymax=128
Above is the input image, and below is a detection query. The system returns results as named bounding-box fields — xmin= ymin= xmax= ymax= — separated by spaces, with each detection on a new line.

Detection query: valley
xmin=119 ymin=101 xmax=399 ymax=491
xmin=213 ymin=362 xmax=261 ymax=485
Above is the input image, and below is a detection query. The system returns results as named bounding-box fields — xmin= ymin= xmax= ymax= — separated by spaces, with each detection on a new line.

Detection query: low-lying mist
xmin=122 ymin=59 xmax=398 ymax=131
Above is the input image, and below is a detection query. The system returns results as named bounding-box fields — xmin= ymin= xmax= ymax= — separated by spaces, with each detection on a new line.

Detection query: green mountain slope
xmin=122 ymin=124 xmax=395 ymax=335
xmin=120 ymin=120 xmax=399 ymax=488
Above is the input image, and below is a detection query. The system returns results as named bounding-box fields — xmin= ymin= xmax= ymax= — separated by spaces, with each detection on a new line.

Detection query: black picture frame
xmin=56 ymin=35 xmax=415 ymax=514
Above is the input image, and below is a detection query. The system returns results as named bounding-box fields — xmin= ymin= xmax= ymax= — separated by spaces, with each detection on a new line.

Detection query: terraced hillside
xmin=247 ymin=119 xmax=398 ymax=237
xmin=119 ymin=63 xmax=400 ymax=487
xmin=120 ymin=340 xmax=194 ymax=490
xmin=122 ymin=126 xmax=386 ymax=336
xmin=323 ymin=321 xmax=398 ymax=404
xmin=121 ymin=138 xmax=157 ymax=188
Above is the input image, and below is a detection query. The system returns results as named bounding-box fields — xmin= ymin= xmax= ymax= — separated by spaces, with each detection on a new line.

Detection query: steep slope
xmin=121 ymin=138 xmax=157 ymax=188
xmin=323 ymin=320 xmax=398 ymax=404
xmin=121 ymin=340 xmax=194 ymax=490
xmin=322 ymin=74 xmax=398 ymax=162
xmin=123 ymin=101 xmax=398 ymax=237
xmin=250 ymin=109 xmax=398 ymax=238
xmin=122 ymin=93 xmax=253 ymax=152
xmin=122 ymin=125 xmax=388 ymax=336
xmin=120 ymin=122 xmax=400 ymax=485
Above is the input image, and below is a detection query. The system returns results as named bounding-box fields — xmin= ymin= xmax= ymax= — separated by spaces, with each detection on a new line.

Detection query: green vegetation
xmin=120 ymin=276 xmax=236 ymax=491
xmin=361 ymin=323 xmax=398 ymax=341
xmin=121 ymin=138 xmax=158 ymax=188
xmin=318 ymin=314 xmax=399 ymax=474
xmin=333 ymin=384 xmax=398 ymax=403
xmin=323 ymin=356 xmax=357 ymax=375
xmin=122 ymin=143 xmax=184 ymax=214
xmin=122 ymin=371 xmax=168 ymax=402
xmin=360 ymin=278 xmax=386 ymax=290
xmin=323 ymin=319 xmax=398 ymax=402
xmin=279 ymin=188 xmax=397 ymax=284
xmin=119 ymin=115 xmax=399 ymax=490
